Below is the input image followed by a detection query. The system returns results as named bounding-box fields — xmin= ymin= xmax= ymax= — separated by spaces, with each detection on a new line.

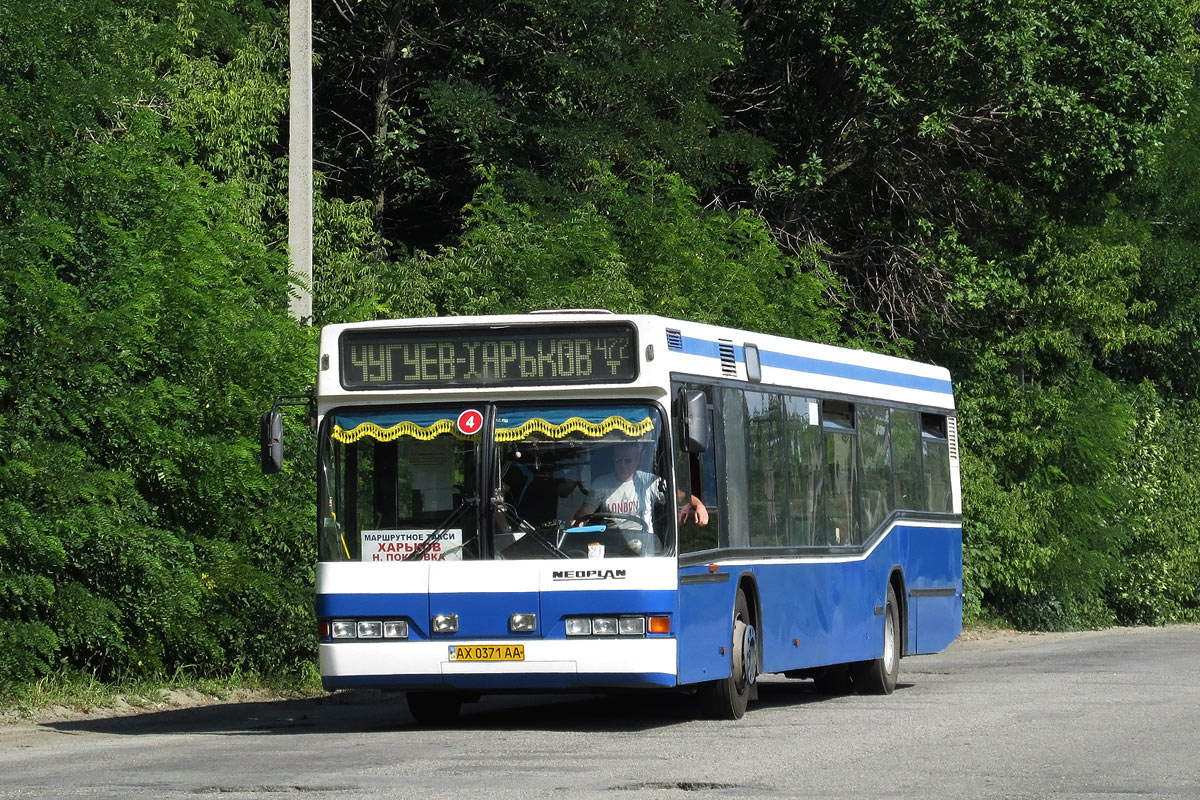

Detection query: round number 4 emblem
xmin=456 ymin=409 xmax=483 ymax=436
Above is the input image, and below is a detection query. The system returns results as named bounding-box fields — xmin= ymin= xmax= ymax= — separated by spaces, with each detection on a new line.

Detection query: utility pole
xmin=288 ymin=0 xmax=313 ymax=324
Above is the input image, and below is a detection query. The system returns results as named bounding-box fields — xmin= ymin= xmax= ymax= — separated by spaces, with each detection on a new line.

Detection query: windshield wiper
xmin=405 ymin=497 xmax=478 ymax=561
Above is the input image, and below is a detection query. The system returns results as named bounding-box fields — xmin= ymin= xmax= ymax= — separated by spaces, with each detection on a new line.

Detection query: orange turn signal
xmin=648 ymin=615 xmax=671 ymax=634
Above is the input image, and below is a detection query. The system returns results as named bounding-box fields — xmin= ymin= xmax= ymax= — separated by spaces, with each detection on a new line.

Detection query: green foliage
xmin=959 ymin=367 xmax=1140 ymax=630
xmin=313 ymin=0 xmax=770 ymax=255
xmin=399 ymin=162 xmax=844 ymax=342
xmin=0 ymin=0 xmax=315 ymax=688
xmin=719 ymin=0 xmax=1192 ymax=341
xmin=166 ymin=4 xmax=290 ymax=235
xmin=312 ymin=191 xmax=397 ymax=324
xmin=1104 ymin=392 xmax=1200 ymax=625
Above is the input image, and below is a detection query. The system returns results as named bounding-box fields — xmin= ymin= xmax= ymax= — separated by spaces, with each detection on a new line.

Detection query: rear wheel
xmin=851 ymin=583 xmax=900 ymax=695
xmin=701 ymin=588 xmax=758 ymax=719
xmin=406 ymin=691 xmax=464 ymax=725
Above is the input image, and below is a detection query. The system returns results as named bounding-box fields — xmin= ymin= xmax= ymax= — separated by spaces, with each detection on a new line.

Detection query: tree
xmin=0 ymin=0 xmax=315 ymax=685
xmin=312 ymin=0 xmax=768 ymax=259
xmin=718 ymin=0 xmax=1191 ymax=344
xmin=399 ymin=162 xmax=845 ymax=343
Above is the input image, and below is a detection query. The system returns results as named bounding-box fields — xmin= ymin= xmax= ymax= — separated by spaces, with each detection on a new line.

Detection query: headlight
xmin=565 ymin=618 xmax=592 ymax=636
xmin=328 ymin=619 xmax=409 ymax=640
xmin=383 ymin=620 xmax=409 ymax=639
xmin=510 ymin=613 xmax=537 ymax=632
xmin=564 ymin=615 xmax=659 ymax=636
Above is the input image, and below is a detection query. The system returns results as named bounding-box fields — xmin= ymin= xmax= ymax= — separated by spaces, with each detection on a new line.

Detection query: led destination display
xmin=339 ymin=323 xmax=638 ymax=389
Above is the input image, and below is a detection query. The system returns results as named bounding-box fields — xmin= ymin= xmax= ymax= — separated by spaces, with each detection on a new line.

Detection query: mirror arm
xmin=260 ymin=390 xmax=314 ymax=474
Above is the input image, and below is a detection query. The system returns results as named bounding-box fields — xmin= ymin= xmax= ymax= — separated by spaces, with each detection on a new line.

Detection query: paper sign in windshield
xmin=361 ymin=529 xmax=464 ymax=561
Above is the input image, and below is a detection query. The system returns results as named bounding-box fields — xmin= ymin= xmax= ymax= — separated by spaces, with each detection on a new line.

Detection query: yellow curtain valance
xmin=332 ymin=415 xmax=655 ymax=444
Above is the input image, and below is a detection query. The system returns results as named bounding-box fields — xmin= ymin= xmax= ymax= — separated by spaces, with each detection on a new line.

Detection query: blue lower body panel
xmin=676 ymin=521 xmax=962 ymax=683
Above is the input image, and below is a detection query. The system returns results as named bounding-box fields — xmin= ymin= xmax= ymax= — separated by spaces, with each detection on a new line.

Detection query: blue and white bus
xmin=262 ymin=311 xmax=962 ymax=722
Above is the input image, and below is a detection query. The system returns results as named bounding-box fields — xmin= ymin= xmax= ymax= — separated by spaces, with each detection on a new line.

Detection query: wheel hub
xmin=733 ymin=618 xmax=758 ymax=691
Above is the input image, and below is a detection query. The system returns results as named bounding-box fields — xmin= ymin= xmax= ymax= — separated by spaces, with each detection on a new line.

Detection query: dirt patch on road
xmin=947 ymin=625 xmax=1146 ymax=652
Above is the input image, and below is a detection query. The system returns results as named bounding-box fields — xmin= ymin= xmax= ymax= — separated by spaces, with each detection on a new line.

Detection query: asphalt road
xmin=1 ymin=625 xmax=1197 ymax=799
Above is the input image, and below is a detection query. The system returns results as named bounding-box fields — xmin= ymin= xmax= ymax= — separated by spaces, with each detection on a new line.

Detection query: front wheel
xmin=700 ymin=588 xmax=758 ymax=719
xmin=851 ymin=583 xmax=900 ymax=695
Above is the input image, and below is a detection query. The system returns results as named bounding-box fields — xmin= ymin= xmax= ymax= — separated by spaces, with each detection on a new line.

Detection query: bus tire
xmin=701 ymin=588 xmax=757 ymax=720
xmin=406 ymin=691 xmax=464 ymax=725
xmin=852 ymin=583 xmax=900 ymax=695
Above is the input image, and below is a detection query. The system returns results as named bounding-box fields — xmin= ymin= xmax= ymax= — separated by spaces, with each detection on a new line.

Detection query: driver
xmin=573 ymin=442 xmax=709 ymax=534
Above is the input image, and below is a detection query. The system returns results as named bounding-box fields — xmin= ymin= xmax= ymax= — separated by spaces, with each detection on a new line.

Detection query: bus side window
xmin=856 ymin=404 xmax=892 ymax=536
xmin=921 ymin=413 xmax=953 ymax=512
xmin=822 ymin=400 xmax=857 ymax=546
xmin=719 ymin=387 xmax=751 ymax=549
xmin=674 ymin=383 xmax=720 ymax=554
xmin=746 ymin=391 xmax=785 ymax=547
xmin=784 ymin=395 xmax=821 ymax=547
xmin=890 ymin=409 xmax=923 ymax=510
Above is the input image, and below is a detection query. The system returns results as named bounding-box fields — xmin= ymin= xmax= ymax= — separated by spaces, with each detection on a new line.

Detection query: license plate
xmin=448 ymin=644 xmax=525 ymax=662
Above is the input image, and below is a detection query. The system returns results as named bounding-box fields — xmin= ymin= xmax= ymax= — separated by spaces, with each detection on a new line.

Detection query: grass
xmin=0 ymin=663 xmax=325 ymax=722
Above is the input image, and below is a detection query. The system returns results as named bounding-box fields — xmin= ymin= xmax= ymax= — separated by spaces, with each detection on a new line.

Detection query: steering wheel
xmin=571 ymin=512 xmax=649 ymax=533
xmin=567 ymin=512 xmax=658 ymax=557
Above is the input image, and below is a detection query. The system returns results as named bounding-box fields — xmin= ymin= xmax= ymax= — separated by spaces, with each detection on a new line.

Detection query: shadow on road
xmin=40 ymin=676 xmax=878 ymax=738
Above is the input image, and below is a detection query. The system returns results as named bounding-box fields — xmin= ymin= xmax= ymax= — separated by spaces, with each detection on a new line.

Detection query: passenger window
xmin=857 ymin=405 xmax=892 ymax=535
xmin=746 ymin=391 xmax=785 ymax=547
xmin=890 ymin=409 xmax=923 ymax=510
xmin=921 ymin=413 xmax=953 ymax=512
xmin=822 ymin=400 xmax=857 ymax=545
xmin=784 ymin=395 xmax=822 ymax=547
xmin=720 ymin=388 xmax=751 ymax=549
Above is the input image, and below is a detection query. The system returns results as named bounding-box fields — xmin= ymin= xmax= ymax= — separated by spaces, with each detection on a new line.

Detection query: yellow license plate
xmin=449 ymin=644 xmax=525 ymax=662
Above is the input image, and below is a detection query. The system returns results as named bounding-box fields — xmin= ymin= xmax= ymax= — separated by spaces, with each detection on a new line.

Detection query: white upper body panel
xmin=315 ymin=312 xmax=956 ymax=414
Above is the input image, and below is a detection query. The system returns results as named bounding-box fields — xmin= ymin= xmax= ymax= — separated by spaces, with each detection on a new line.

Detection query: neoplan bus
xmin=261 ymin=311 xmax=962 ymax=723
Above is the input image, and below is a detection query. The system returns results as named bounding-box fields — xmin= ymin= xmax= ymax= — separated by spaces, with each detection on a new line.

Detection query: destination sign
xmin=339 ymin=323 xmax=638 ymax=389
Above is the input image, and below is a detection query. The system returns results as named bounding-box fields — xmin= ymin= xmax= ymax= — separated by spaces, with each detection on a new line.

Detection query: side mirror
xmin=678 ymin=389 xmax=709 ymax=454
xmin=260 ymin=410 xmax=284 ymax=474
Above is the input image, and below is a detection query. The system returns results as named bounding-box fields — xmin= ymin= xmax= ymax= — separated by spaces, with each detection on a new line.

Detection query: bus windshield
xmin=319 ymin=403 xmax=671 ymax=562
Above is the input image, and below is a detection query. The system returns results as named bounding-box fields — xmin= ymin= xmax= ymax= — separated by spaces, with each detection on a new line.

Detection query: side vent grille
xmin=666 ymin=328 xmax=683 ymax=352
xmin=718 ymin=339 xmax=737 ymax=376
xmin=947 ymin=417 xmax=960 ymax=460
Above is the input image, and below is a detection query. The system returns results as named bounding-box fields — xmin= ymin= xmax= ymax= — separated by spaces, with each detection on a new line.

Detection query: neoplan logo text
xmin=552 ymin=569 xmax=627 ymax=581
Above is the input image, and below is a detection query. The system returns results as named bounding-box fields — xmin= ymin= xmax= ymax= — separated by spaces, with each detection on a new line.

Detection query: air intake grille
xmin=666 ymin=329 xmax=683 ymax=352
xmin=718 ymin=340 xmax=737 ymax=376
xmin=947 ymin=417 xmax=960 ymax=460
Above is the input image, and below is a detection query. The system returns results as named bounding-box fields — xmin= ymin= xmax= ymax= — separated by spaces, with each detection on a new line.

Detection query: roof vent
xmin=529 ymin=308 xmax=614 ymax=315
